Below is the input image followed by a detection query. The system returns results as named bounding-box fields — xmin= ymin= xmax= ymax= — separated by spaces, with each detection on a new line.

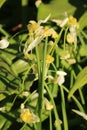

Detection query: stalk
xmin=72 ymin=69 xmax=85 ymax=105
xmin=36 ymin=37 xmax=48 ymax=130
xmin=45 ymin=83 xmax=62 ymax=130
xmin=38 ymin=37 xmax=48 ymax=116
xmin=0 ymin=27 xmax=10 ymax=37
xmin=60 ymin=85 xmax=68 ymax=130
xmin=49 ymin=111 xmax=52 ymax=130
xmin=62 ymin=85 xmax=85 ymax=112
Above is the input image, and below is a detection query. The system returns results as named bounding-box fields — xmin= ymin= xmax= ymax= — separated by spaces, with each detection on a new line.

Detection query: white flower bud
xmin=0 ymin=39 xmax=9 ymax=49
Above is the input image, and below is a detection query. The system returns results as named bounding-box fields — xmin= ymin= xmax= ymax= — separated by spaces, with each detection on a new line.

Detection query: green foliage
xmin=0 ymin=0 xmax=87 ymax=130
xmin=68 ymin=66 xmax=87 ymax=100
xmin=79 ymin=11 xmax=87 ymax=29
xmin=0 ymin=0 xmax=6 ymax=8
xmin=37 ymin=0 xmax=76 ymax=20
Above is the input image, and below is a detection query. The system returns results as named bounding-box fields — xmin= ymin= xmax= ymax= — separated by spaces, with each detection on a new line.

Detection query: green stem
xmin=49 ymin=111 xmax=52 ymax=130
xmin=78 ymin=33 xmax=85 ymax=46
xmin=62 ymin=85 xmax=85 ymax=112
xmin=36 ymin=46 xmax=41 ymax=80
xmin=72 ymin=68 xmax=85 ymax=105
xmin=80 ymin=29 xmax=87 ymax=39
xmin=35 ymin=46 xmax=42 ymax=130
xmin=64 ymin=27 xmax=68 ymax=50
xmin=78 ymin=89 xmax=85 ymax=105
xmin=36 ymin=37 xmax=48 ymax=130
xmin=0 ymin=27 xmax=10 ymax=37
xmin=20 ymin=123 xmax=27 ymax=130
xmin=38 ymin=37 xmax=48 ymax=115
xmin=70 ymin=70 xmax=74 ymax=89
xmin=60 ymin=85 xmax=68 ymax=130
xmin=22 ymin=64 xmax=35 ymax=90
xmin=45 ymin=82 xmax=61 ymax=130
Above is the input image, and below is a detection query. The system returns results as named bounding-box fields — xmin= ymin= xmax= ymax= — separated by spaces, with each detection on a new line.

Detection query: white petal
xmin=58 ymin=75 xmax=65 ymax=86
xmin=35 ymin=0 xmax=42 ymax=8
xmin=56 ymin=71 xmax=67 ymax=76
xmin=25 ymin=35 xmax=44 ymax=53
xmin=39 ymin=14 xmax=51 ymax=24
xmin=0 ymin=39 xmax=9 ymax=49
xmin=72 ymin=109 xmax=87 ymax=120
xmin=60 ymin=17 xmax=69 ymax=27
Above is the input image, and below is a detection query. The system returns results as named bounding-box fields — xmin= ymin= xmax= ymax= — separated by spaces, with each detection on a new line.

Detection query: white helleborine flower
xmin=0 ymin=39 xmax=9 ymax=49
xmin=69 ymin=25 xmax=77 ymax=49
xmin=53 ymin=17 xmax=69 ymax=28
xmin=20 ymin=103 xmax=25 ymax=109
xmin=0 ymin=107 xmax=5 ymax=111
xmin=35 ymin=0 xmax=42 ymax=8
xmin=20 ymin=109 xmax=40 ymax=124
xmin=24 ymin=35 xmax=44 ymax=54
xmin=45 ymin=99 xmax=53 ymax=110
xmin=56 ymin=71 xmax=67 ymax=86
xmin=38 ymin=14 xmax=51 ymax=24
xmin=22 ymin=91 xmax=29 ymax=97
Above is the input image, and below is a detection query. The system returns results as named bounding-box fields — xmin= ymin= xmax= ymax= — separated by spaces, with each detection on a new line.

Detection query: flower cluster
xmin=47 ymin=70 xmax=67 ymax=86
xmin=67 ymin=16 xmax=79 ymax=49
xmin=24 ymin=15 xmax=58 ymax=55
xmin=53 ymin=15 xmax=79 ymax=49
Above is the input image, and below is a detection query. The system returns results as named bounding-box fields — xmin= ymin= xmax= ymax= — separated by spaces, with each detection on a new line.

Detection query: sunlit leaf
xmin=37 ymin=0 xmax=76 ymax=20
xmin=79 ymin=11 xmax=87 ymax=29
xmin=79 ymin=44 xmax=87 ymax=56
xmin=0 ymin=114 xmax=6 ymax=129
xmin=0 ymin=0 xmax=6 ymax=8
xmin=12 ymin=59 xmax=30 ymax=74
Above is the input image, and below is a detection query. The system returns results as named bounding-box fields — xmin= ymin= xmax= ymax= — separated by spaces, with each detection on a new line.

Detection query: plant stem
xmin=60 ymin=85 xmax=68 ymax=130
xmin=78 ymin=88 xmax=85 ymax=105
xmin=36 ymin=37 xmax=48 ymax=130
xmin=62 ymin=85 xmax=85 ymax=112
xmin=72 ymin=69 xmax=85 ymax=105
xmin=20 ymin=123 xmax=27 ymax=130
xmin=35 ymin=46 xmax=42 ymax=130
xmin=49 ymin=111 xmax=52 ymax=130
xmin=39 ymin=37 xmax=48 ymax=114
xmin=80 ymin=29 xmax=87 ymax=39
xmin=45 ymin=82 xmax=62 ymax=130
xmin=0 ymin=27 xmax=10 ymax=37
xmin=64 ymin=27 xmax=68 ymax=50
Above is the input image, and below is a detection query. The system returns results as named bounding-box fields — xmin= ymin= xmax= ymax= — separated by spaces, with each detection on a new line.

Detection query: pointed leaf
xmin=79 ymin=11 xmax=87 ymax=29
xmin=0 ymin=0 xmax=6 ymax=8
xmin=68 ymin=66 xmax=87 ymax=100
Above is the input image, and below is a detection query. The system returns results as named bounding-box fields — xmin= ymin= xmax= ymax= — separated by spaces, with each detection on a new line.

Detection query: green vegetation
xmin=0 ymin=0 xmax=87 ymax=130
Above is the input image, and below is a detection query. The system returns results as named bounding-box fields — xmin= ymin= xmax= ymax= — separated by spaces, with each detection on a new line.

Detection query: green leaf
xmin=79 ymin=44 xmax=87 ymax=56
xmin=68 ymin=66 xmax=87 ymax=100
xmin=13 ymin=59 xmax=30 ymax=74
xmin=0 ymin=0 xmax=6 ymax=8
xmin=0 ymin=114 xmax=6 ymax=129
xmin=37 ymin=0 xmax=76 ymax=20
xmin=79 ymin=11 xmax=87 ymax=29
xmin=0 ymin=94 xmax=6 ymax=101
xmin=0 ymin=54 xmax=17 ymax=76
